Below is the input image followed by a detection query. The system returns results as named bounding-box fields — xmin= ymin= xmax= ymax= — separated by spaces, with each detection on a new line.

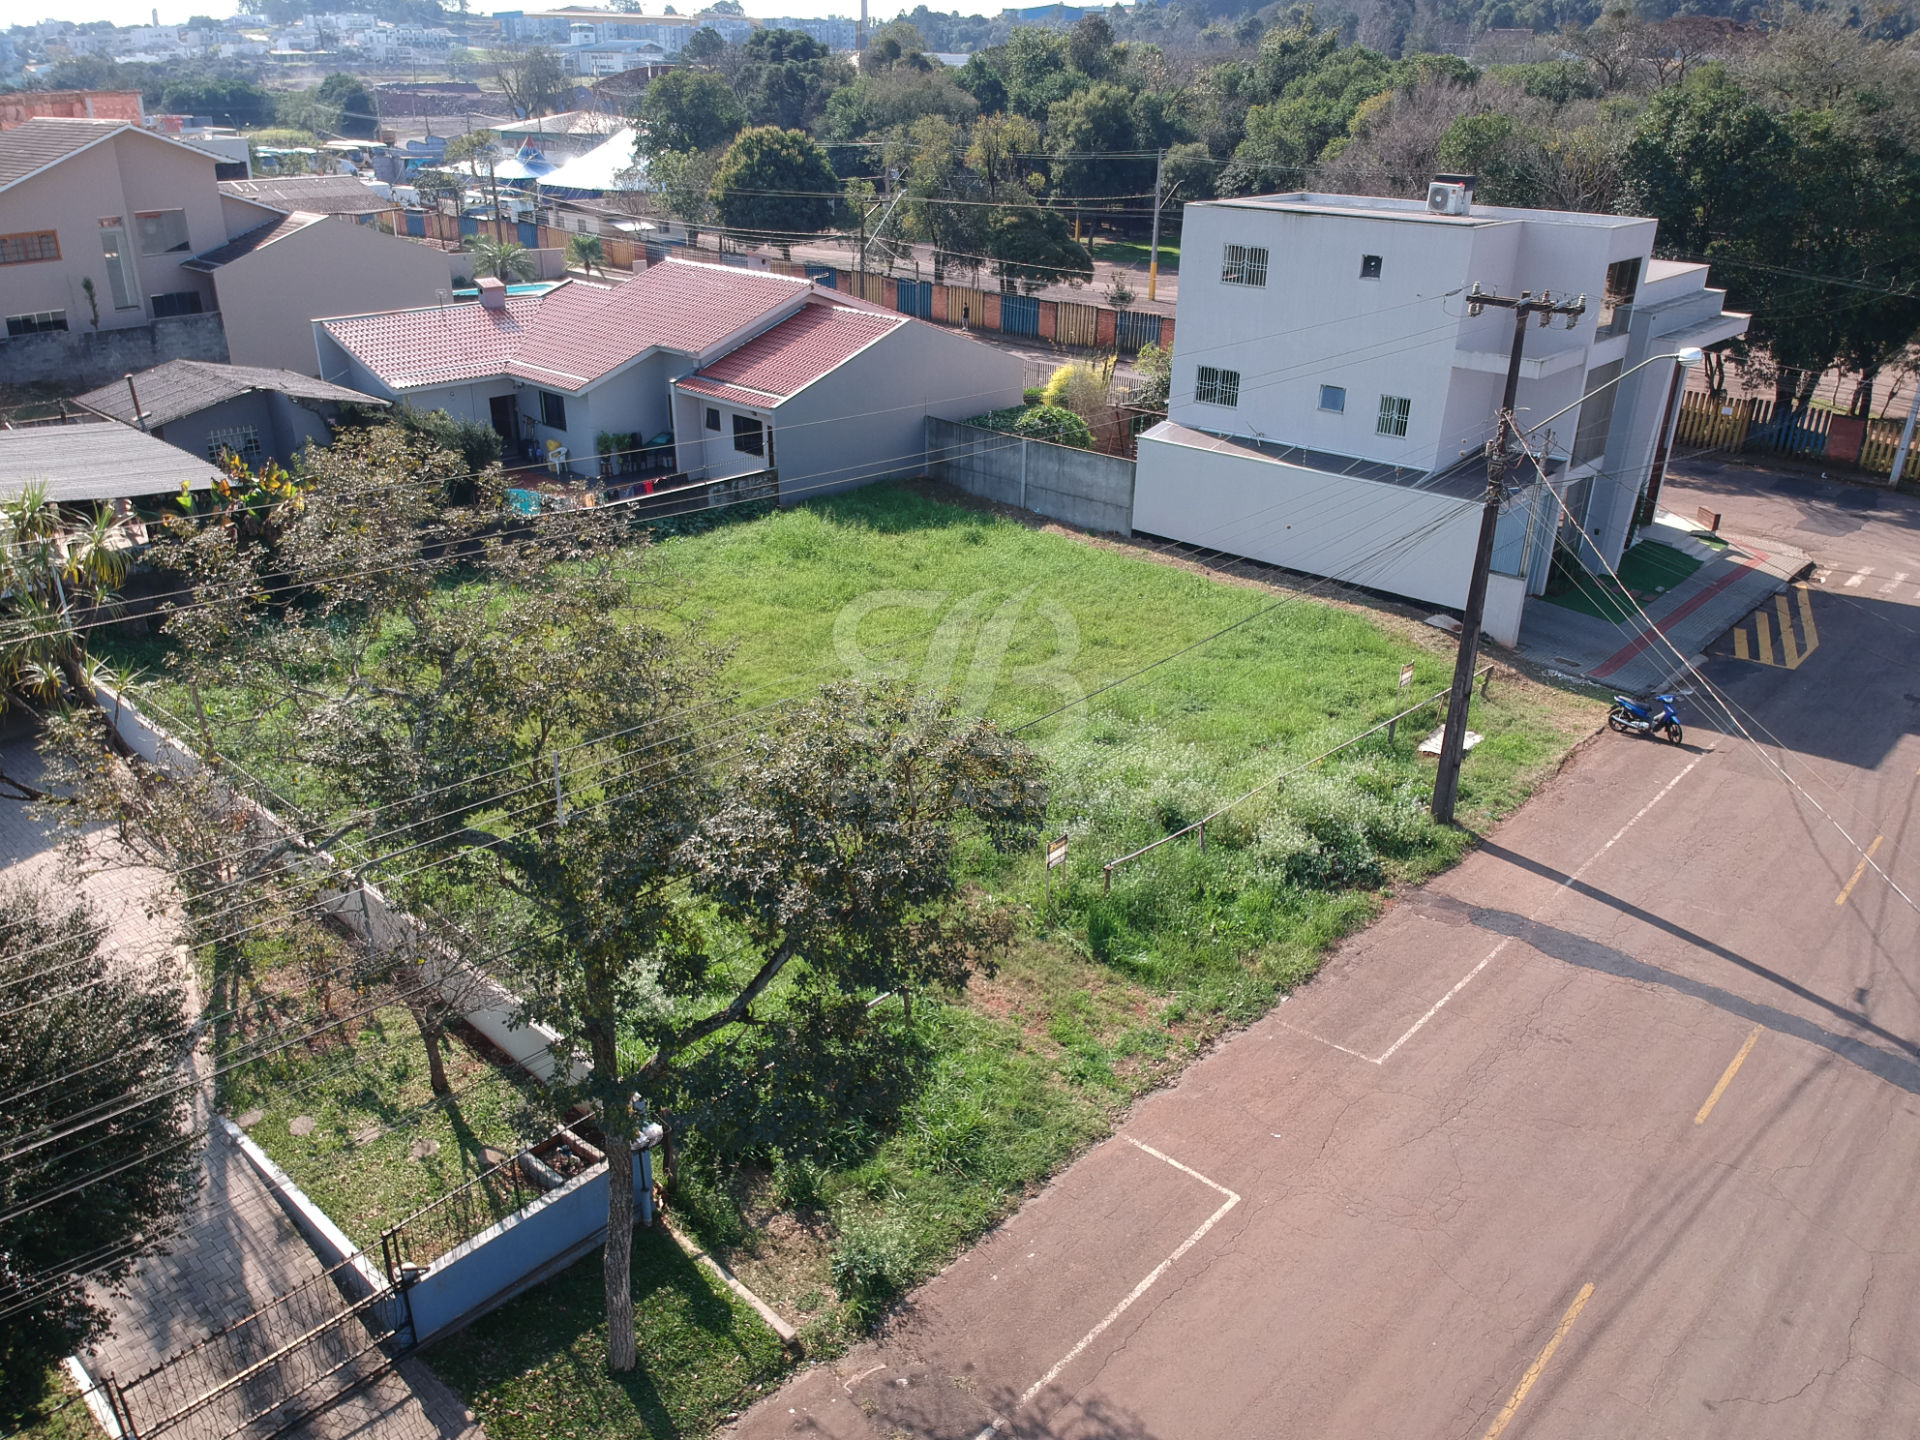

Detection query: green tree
xmin=637 ymin=68 xmax=746 ymax=157
xmin=987 ymin=205 xmax=1093 ymax=293
xmin=1012 ymin=403 xmax=1095 ymax=447
xmin=315 ymin=71 xmax=378 ymax=137
xmin=464 ymin=235 xmax=537 ymax=280
xmin=566 ymin=231 xmax=607 ymax=274
xmin=159 ymin=75 xmax=276 ymax=126
xmin=710 ymin=126 xmax=840 ymax=255
xmin=0 ymin=885 xmax=196 ymax=1425
xmin=735 ymin=28 xmax=851 ymax=131
xmin=488 ymin=44 xmax=570 ymax=119
xmin=647 ymin=145 xmax=726 ymax=239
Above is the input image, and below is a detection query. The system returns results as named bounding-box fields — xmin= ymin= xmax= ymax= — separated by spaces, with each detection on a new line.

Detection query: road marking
xmin=1835 ymin=835 xmax=1886 ymax=906
xmin=1722 ymin=584 xmax=1818 ymax=668
xmin=1481 ymin=1283 xmax=1596 ymax=1440
xmin=1775 ymin=593 xmax=1799 ymax=666
xmin=1797 ymin=583 xmax=1818 ymax=652
xmin=1755 ymin=609 xmax=1775 ymax=664
xmin=1845 ymin=568 xmax=1871 ymax=588
xmin=973 ymin=1137 xmax=1241 ymax=1438
xmin=1733 ymin=627 xmax=1749 ymax=661
xmin=1881 ymin=571 xmax=1909 ymax=595
xmin=1694 ymin=1026 xmax=1762 ymax=1124
xmin=1366 ymin=756 xmax=1706 ymax=1066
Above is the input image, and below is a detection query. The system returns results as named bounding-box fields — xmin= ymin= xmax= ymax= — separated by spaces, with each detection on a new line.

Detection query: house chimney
xmin=477 ymin=276 xmax=507 ymax=311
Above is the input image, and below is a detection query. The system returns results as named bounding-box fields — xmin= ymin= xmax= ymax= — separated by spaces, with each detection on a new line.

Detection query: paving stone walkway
xmin=2 ymin=737 xmax=484 ymax=1440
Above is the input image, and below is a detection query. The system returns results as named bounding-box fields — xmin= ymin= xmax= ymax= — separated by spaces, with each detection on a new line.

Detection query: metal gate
xmin=103 ymin=1258 xmax=406 ymax=1440
xmin=1000 ymin=293 xmax=1040 ymax=337
xmin=1056 ymin=301 xmax=1100 ymax=348
xmin=895 ymin=279 xmax=933 ymax=318
xmin=1116 ymin=309 xmax=1162 ymax=353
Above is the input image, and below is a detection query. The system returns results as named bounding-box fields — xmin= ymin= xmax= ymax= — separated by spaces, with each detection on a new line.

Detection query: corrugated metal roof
xmin=217 ymin=174 xmax=396 ymax=215
xmin=0 ymin=423 xmax=225 ymax=501
xmin=320 ymin=295 xmax=546 ymax=391
xmin=74 ymin=360 xmax=386 ymax=429
xmin=674 ymin=305 xmax=903 ymax=407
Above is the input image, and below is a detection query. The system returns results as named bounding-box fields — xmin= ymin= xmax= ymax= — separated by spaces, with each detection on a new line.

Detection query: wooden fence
xmin=1674 ymin=392 xmax=1917 ymax=482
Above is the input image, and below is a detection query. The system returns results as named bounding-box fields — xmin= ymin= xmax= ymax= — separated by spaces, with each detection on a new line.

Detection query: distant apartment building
xmin=1132 ymin=183 xmax=1748 ymax=644
xmin=761 ymin=15 xmax=857 ymax=48
xmin=495 ymin=7 xmax=755 ymax=52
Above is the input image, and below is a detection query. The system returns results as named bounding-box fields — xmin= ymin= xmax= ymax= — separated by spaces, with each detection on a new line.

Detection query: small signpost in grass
xmin=1044 ymin=832 xmax=1069 ymax=913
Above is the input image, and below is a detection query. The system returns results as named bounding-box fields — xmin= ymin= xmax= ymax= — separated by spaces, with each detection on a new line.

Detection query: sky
xmin=23 ymin=0 xmax=980 ymax=29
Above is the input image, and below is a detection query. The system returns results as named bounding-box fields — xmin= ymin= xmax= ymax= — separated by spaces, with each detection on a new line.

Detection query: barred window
xmin=0 ymin=231 xmax=59 ymax=265
xmin=206 ymin=425 xmax=261 ymax=463
xmin=1196 ymin=365 xmax=1240 ymax=407
xmin=1376 ymin=394 xmax=1412 ymax=438
xmin=1221 ymin=243 xmax=1269 ymax=287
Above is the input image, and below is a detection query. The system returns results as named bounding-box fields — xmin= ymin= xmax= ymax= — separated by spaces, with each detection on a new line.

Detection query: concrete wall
xmin=0 ymin=128 xmax=224 ymax=335
xmin=0 ymin=311 xmax=228 ymax=387
xmin=926 ymin=418 xmax=1136 ymax=535
xmin=212 ymin=220 xmax=466 ymax=375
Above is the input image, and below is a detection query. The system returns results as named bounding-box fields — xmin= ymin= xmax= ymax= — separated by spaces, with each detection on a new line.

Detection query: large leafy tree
xmin=315 ymin=72 xmax=378 ymax=137
xmin=0 ymin=885 xmax=196 ymax=1424
xmin=709 ymin=126 xmax=841 ymax=255
xmin=735 ymin=27 xmax=851 ymax=131
xmin=987 ymin=205 xmax=1093 ymax=294
xmin=636 ymin=69 xmax=746 ymax=158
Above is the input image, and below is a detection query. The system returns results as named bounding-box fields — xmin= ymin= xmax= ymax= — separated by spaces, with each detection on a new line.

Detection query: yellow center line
xmin=1482 ymin=1283 xmax=1596 ymax=1440
xmin=1835 ymin=835 xmax=1886 ymax=907
xmin=1695 ymin=1026 xmax=1762 ymax=1125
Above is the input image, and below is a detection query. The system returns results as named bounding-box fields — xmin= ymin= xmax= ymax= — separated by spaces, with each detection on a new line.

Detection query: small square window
xmin=1319 ymin=384 xmax=1346 ymax=413
xmin=1360 ymin=254 xmax=1382 ymax=280
xmin=1195 ymin=365 xmax=1240 ymax=407
xmin=134 ymin=209 xmax=191 ymax=255
xmin=1221 ymin=243 xmax=1268 ymax=288
xmin=151 ymin=290 xmax=204 ymax=319
xmin=705 ymin=406 xmax=721 ymax=431
xmin=539 ymin=390 xmax=567 ymax=429
xmin=733 ymin=413 xmax=764 ymax=456
xmin=1376 ymin=394 xmax=1412 ymax=438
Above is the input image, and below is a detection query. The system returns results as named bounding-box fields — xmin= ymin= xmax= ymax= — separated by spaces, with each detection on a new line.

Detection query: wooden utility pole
xmin=1432 ymin=284 xmax=1586 ymax=825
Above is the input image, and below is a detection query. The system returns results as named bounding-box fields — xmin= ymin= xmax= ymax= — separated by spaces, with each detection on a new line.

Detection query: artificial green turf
xmin=1545 ymin=538 xmax=1703 ymax=623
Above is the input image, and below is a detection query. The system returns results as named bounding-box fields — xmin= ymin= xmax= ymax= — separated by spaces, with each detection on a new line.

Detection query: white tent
xmin=538 ymin=128 xmax=647 ymax=195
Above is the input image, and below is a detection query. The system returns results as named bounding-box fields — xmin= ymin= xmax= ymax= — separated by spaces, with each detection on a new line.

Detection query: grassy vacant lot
xmin=1096 ymin=238 xmax=1180 ymax=272
xmin=9 ymin=1369 xmax=103 ymax=1440
xmin=106 ymin=483 xmax=1598 ymax=1436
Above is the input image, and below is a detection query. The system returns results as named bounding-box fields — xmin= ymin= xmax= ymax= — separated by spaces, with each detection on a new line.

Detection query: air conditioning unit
xmin=1427 ymin=181 xmax=1470 ymax=216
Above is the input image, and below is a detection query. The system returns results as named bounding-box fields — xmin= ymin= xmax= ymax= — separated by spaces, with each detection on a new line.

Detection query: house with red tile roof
xmin=313 ymin=257 xmax=1024 ymax=499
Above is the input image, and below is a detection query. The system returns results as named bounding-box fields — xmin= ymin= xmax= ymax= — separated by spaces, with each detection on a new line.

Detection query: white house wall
xmin=768 ymin=321 xmax=1023 ymax=503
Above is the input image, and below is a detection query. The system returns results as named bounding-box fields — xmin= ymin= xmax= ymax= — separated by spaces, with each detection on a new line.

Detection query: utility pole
xmin=1432 ymin=283 xmax=1586 ymax=825
xmin=1146 ymin=147 xmax=1165 ymax=303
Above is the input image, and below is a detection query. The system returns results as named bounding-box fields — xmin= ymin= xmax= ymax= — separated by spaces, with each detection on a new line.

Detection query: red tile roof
xmin=506 ymin=259 xmax=812 ymax=391
xmin=674 ymin=305 xmax=904 ymax=407
xmin=320 ymin=295 xmax=545 ymax=390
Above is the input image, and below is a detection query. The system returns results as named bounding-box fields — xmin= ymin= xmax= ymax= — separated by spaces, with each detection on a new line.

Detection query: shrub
xmin=1040 ymin=359 xmax=1114 ymax=419
xmin=1011 ymin=404 xmax=1094 ymax=449
xmin=830 ymin=1215 xmax=917 ymax=1315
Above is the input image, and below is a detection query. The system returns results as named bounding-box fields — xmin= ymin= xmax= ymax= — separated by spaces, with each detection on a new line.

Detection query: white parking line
xmin=1283 ymin=754 xmax=1708 ymax=1068
xmin=1845 ymin=568 xmax=1871 ymax=588
xmin=973 ymin=1138 xmax=1241 ymax=1438
xmin=1881 ymin=571 xmax=1909 ymax=595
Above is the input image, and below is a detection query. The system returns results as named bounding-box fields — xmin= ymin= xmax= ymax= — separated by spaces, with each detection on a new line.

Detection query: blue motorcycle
xmin=1608 ymin=693 xmax=1684 ymax=745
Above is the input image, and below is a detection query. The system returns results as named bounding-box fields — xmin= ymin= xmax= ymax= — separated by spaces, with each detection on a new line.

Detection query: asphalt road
xmin=730 ymin=461 xmax=1920 ymax=1440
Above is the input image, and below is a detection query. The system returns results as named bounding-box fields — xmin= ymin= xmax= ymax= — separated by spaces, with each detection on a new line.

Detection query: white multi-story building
xmin=1133 ymin=183 xmax=1749 ymax=644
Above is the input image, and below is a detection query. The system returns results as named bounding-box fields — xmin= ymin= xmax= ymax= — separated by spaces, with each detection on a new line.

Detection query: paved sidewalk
xmin=1 ymin=737 xmax=482 ymax=1440
xmin=1516 ymin=512 xmax=1811 ymax=694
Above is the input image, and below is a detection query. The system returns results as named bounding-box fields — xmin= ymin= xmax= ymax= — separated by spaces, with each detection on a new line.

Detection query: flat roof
xmin=1203 ymin=191 xmax=1651 ymax=230
xmin=1144 ymin=421 xmax=1561 ymax=501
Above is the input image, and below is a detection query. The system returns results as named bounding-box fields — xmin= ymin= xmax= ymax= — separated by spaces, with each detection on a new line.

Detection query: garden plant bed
xmin=105 ymin=482 xmax=1602 ymax=1439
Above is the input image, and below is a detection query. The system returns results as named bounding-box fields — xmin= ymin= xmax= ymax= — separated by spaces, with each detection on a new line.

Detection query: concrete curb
xmin=664 ymin=1222 xmax=803 ymax=1353
xmin=62 ymin=1354 xmax=124 ymax=1439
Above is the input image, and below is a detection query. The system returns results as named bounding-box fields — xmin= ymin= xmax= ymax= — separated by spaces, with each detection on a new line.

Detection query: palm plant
xmin=0 ymin=481 xmax=131 ymax=797
xmin=565 ymin=232 xmax=606 ymax=276
xmin=463 ymin=235 xmax=537 ymax=282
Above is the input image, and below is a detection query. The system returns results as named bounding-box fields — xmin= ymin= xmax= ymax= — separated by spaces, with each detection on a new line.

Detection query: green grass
xmin=105 ymin=483 xmax=1598 ymax=1439
xmin=6 ymin=1369 xmax=103 ymax=1440
xmin=222 ymin=1005 xmax=558 ymax=1252
xmin=1545 ymin=538 xmax=1703 ymax=623
xmin=430 ymin=1227 xmax=791 ymax=1440
xmin=1095 ymin=238 xmax=1180 ymax=272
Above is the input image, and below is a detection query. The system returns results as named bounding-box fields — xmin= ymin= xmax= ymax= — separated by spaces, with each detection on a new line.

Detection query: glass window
xmin=1360 ymin=254 xmax=1382 ymax=279
xmin=1221 ymin=243 xmax=1268 ymax=287
xmin=732 ymin=414 xmax=765 ymax=456
xmin=151 ymin=291 xmax=204 ymax=319
xmin=1596 ymin=257 xmax=1640 ymax=337
xmin=134 ymin=209 xmax=191 ymax=255
xmin=1570 ymin=360 xmax=1621 ymax=469
xmin=206 ymin=425 xmax=261 ymax=463
xmin=1319 ymin=384 xmax=1346 ymax=413
xmin=1196 ymin=365 xmax=1240 ymax=407
xmin=1376 ymin=395 xmax=1412 ymax=437
xmin=5 ymin=310 xmax=67 ymax=337
xmin=705 ymin=406 xmax=721 ymax=431
xmin=0 ymin=232 xmax=60 ymax=265
xmin=539 ymin=390 xmax=567 ymax=429
xmin=99 ymin=220 xmax=138 ymax=310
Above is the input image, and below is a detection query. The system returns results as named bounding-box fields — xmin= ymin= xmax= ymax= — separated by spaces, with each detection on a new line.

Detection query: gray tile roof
xmin=74 ymin=360 xmax=387 ymax=430
xmin=218 ymin=174 xmax=396 ymax=215
xmin=0 ymin=423 xmax=226 ymax=502
xmin=182 ymin=211 xmax=324 ymax=272
xmin=0 ymin=117 xmax=128 ymax=191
